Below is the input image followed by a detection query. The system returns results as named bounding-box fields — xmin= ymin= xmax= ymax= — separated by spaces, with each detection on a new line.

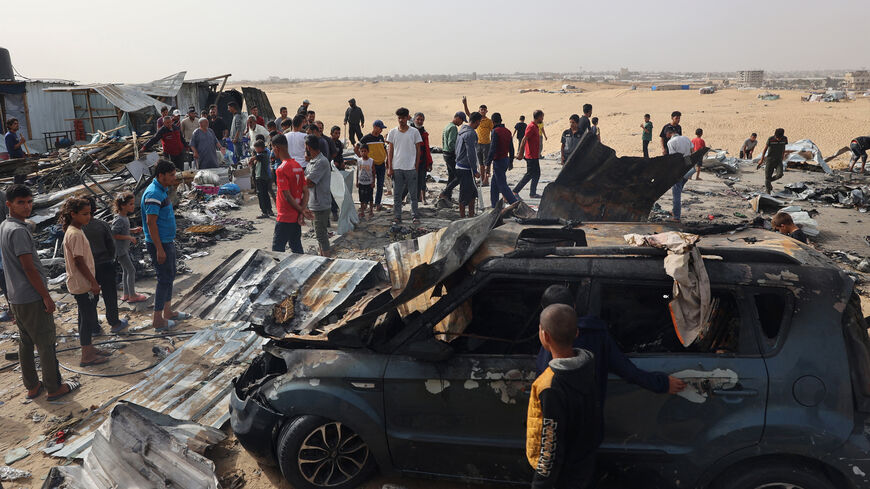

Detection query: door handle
xmin=712 ymin=388 xmax=757 ymax=397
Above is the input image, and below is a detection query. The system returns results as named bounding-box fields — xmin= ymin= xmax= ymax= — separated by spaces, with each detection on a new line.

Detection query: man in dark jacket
xmin=344 ymin=98 xmax=365 ymax=145
xmin=527 ymin=303 xmax=600 ymax=489
xmin=848 ymin=136 xmax=870 ymax=174
xmin=486 ymin=112 xmax=516 ymax=207
xmin=535 ymin=285 xmax=686 ymax=444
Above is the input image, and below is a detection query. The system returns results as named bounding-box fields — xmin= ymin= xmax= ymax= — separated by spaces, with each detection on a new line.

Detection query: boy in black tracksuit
xmin=527 ymin=303 xmax=601 ymax=489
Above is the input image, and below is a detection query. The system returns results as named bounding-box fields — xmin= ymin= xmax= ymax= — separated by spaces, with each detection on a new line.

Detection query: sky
xmin=4 ymin=0 xmax=867 ymax=84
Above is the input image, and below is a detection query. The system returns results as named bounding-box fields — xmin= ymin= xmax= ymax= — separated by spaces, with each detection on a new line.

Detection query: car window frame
xmin=590 ymin=278 xmax=764 ymax=358
xmin=744 ymin=286 xmax=795 ymax=357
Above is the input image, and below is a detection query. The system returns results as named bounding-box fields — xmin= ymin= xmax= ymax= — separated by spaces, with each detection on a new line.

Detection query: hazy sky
xmin=5 ymin=0 xmax=866 ymax=84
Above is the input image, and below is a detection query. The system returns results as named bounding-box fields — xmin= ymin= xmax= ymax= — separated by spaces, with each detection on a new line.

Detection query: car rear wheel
xmin=714 ymin=464 xmax=836 ymax=489
xmin=276 ymin=415 xmax=376 ymax=489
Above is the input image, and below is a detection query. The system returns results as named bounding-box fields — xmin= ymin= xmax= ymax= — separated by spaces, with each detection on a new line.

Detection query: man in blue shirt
xmin=142 ymin=159 xmax=185 ymax=332
xmin=4 ymin=118 xmax=26 ymax=159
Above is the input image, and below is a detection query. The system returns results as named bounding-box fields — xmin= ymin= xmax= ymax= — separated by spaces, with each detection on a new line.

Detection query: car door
xmin=591 ymin=276 xmax=768 ymax=486
xmin=383 ymin=274 xmax=557 ymax=483
xmin=382 ymin=353 xmax=534 ymax=483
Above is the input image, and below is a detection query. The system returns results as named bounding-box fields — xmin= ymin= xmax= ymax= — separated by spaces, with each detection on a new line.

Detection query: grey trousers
xmin=11 ymin=299 xmax=62 ymax=392
xmin=313 ymin=209 xmax=331 ymax=252
xmin=392 ymin=169 xmax=419 ymax=220
xmin=118 ymin=253 xmax=136 ymax=297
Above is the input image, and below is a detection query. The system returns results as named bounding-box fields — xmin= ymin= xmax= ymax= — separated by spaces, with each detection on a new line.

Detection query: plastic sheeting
xmin=625 ymin=232 xmax=713 ymax=347
xmin=784 ymin=139 xmax=832 ymax=174
xmin=332 ymin=165 xmax=359 ymax=234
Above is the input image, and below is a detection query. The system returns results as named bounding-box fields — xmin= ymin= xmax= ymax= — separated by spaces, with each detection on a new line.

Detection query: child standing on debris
xmin=61 ymin=197 xmax=110 ymax=367
xmin=356 ymin=144 xmax=376 ymax=219
xmin=112 ymin=192 xmax=145 ymax=303
xmin=692 ymin=128 xmax=706 ymax=180
xmin=527 ymin=303 xmax=600 ymax=489
xmin=249 ymin=139 xmax=274 ymax=219
xmin=772 ymin=212 xmax=808 ymax=244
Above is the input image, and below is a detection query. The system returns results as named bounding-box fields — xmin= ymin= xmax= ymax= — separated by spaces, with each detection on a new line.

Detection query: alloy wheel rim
xmin=298 ymin=422 xmax=369 ymax=487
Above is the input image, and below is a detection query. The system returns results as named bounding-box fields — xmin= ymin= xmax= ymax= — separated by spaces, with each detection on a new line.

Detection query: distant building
xmin=737 ymin=70 xmax=764 ymax=87
xmin=619 ymin=67 xmax=631 ymax=79
xmin=845 ymin=71 xmax=870 ymax=91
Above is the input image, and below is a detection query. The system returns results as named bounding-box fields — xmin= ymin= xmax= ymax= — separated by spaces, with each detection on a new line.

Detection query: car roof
xmin=472 ymin=221 xmax=834 ymax=269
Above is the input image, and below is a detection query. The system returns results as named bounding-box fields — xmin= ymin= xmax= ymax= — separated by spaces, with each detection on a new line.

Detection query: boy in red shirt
xmin=691 ymin=128 xmax=706 ymax=180
xmin=271 ymin=134 xmax=312 ymax=253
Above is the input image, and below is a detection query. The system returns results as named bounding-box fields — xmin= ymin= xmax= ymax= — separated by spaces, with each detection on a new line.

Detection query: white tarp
xmin=331 ymin=165 xmax=359 ymax=234
xmin=784 ymin=139 xmax=832 ymax=174
xmin=132 ymin=71 xmax=187 ymax=98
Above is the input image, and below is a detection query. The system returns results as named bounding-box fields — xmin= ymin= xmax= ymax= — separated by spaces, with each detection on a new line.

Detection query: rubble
xmin=0 ymin=465 xmax=31 ymax=481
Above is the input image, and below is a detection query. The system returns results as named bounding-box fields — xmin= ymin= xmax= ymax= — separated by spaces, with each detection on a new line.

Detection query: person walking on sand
xmin=386 ymin=108 xmax=423 ymax=224
xmin=757 ymin=128 xmax=788 ymax=195
xmin=486 ymin=113 xmax=517 ymax=207
xmin=142 ymin=159 xmax=191 ymax=332
xmin=344 ymin=98 xmax=365 ymax=145
xmin=0 ymin=185 xmax=79 ymax=400
xmin=641 ymin=114 xmax=653 ymax=158
xmin=455 ymin=112 xmax=482 ymax=218
xmin=513 ymin=110 xmax=544 ymax=199
xmin=691 ymin=128 xmax=706 ymax=180
xmin=438 ymin=112 xmax=467 ymax=205
xmin=848 ymin=136 xmax=870 ymax=174
xmin=660 ymin=111 xmax=682 ymax=155
xmin=740 ymin=133 xmax=758 ymax=159
xmin=61 ymin=197 xmax=110 ymax=367
xmin=355 ymin=120 xmax=389 ymax=210
xmin=462 ymin=97 xmax=493 ymax=186
xmin=514 ymin=115 xmax=527 ymax=149
xmin=666 ymin=128 xmax=694 ymax=221
xmin=112 ymin=192 xmax=146 ymax=303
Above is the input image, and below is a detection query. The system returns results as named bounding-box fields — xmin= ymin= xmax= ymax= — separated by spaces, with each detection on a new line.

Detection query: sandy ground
xmin=241 ymin=80 xmax=869 ymax=164
xmin=0 ymin=81 xmax=869 ymax=488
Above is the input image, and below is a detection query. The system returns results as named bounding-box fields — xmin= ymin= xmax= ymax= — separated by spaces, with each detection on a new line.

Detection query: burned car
xmin=179 ymin=137 xmax=870 ymax=489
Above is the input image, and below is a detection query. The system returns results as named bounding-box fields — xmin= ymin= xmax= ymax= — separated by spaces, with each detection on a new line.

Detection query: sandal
xmin=80 ymin=356 xmax=109 ymax=367
xmin=46 ymin=380 xmax=81 ymax=401
xmin=110 ymin=319 xmax=129 ymax=334
xmin=126 ymin=294 xmax=147 ymax=303
xmin=26 ymin=381 xmax=43 ymax=399
xmin=154 ymin=319 xmax=178 ymax=333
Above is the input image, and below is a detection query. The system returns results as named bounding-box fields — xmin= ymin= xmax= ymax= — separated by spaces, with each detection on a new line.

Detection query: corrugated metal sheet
xmin=46 ymin=84 xmax=167 ymax=113
xmin=176 ymin=249 xmax=387 ymax=338
xmin=24 ymin=81 xmax=76 ymax=153
xmin=52 ymin=321 xmax=264 ymax=460
xmin=132 ymin=71 xmax=186 ymax=98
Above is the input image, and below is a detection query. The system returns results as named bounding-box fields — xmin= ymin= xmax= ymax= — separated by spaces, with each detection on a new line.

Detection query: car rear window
xmin=596 ymin=282 xmax=749 ymax=355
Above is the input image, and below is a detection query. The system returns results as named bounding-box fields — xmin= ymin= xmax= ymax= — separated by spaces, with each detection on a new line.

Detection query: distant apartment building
xmin=845 ymin=71 xmax=870 ymax=91
xmin=619 ymin=67 xmax=631 ymax=79
xmin=737 ymin=70 xmax=764 ymax=87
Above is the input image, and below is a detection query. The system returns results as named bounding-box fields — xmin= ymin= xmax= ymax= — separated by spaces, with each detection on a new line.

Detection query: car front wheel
xmin=715 ymin=464 xmax=836 ymax=489
xmin=276 ymin=415 xmax=376 ymax=489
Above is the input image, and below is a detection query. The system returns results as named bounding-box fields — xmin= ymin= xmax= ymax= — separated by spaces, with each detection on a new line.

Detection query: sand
xmin=241 ymin=80 xmax=869 ymax=164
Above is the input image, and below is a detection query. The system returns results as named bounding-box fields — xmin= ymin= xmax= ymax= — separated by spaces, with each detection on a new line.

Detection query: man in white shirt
xmin=386 ymin=107 xmax=422 ymax=224
xmin=285 ymin=114 xmax=308 ymax=167
xmin=666 ymin=128 xmax=694 ymax=221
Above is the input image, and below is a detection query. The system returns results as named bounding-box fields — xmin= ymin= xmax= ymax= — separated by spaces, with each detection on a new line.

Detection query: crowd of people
xmin=0 ymin=93 xmax=851 ymax=415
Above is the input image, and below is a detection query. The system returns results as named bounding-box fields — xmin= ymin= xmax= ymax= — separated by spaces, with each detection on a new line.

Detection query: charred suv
xmin=181 ymin=138 xmax=870 ymax=489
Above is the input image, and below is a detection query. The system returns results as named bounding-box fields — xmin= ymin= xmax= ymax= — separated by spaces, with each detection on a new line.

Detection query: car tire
xmin=276 ymin=415 xmax=376 ymax=489
xmin=714 ymin=463 xmax=836 ymax=489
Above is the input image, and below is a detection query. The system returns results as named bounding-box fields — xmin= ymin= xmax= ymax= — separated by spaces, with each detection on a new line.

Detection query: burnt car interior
xmin=595 ymin=282 xmax=748 ymax=355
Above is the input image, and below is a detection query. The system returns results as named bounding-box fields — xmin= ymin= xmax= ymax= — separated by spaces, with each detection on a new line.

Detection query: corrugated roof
xmin=52 ymin=321 xmax=264 ymax=460
xmin=176 ymin=249 xmax=387 ymax=338
xmin=131 ymin=71 xmax=186 ymax=98
xmin=44 ymin=84 xmax=168 ymax=112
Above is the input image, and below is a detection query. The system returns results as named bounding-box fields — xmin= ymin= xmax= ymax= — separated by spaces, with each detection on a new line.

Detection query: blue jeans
xmin=375 ymin=164 xmax=386 ymax=206
xmin=272 ymin=221 xmax=303 ymax=253
xmin=490 ymin=158 xmax=517 ymax=207
xmin=672 ymin=179 xmax=686 ymax=220
xmin=146 ymin=241 xmax=176 ymax=311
